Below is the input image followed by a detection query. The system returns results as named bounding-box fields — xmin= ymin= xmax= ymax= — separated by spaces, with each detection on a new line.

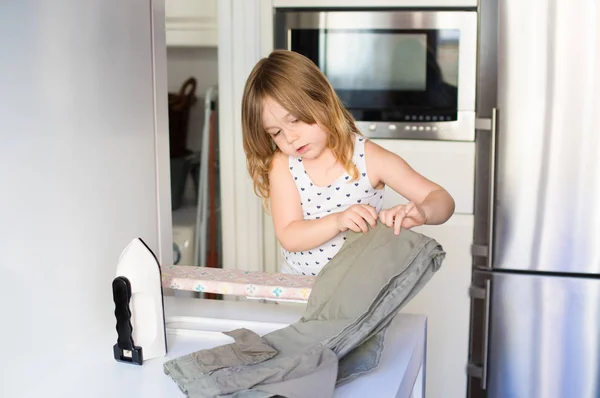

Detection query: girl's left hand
xmin=379 ymin=202 xmax=428 ymax=235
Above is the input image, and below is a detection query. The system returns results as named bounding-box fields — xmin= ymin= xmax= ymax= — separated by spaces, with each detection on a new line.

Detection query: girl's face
xmin=262 ymin=97 xmax=328 ymax=160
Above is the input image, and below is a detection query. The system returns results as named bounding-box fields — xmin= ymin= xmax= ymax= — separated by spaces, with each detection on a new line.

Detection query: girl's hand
xmin=335 ymin=204 xmax=378 ymax=234
xmin=379 ymin=202 xmax=428 ymax=235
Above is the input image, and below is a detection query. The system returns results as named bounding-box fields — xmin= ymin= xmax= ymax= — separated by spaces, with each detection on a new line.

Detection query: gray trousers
xmin=164 ymin=222 xmax=445 ymax=398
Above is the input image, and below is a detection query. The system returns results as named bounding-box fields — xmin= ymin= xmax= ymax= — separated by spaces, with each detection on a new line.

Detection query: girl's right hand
xmin=335 ymin=204 xmax=378 ymax=234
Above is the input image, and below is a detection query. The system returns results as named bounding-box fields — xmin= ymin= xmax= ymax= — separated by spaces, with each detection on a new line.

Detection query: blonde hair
xmin=241 ymin=50 xmax=361 ymax=210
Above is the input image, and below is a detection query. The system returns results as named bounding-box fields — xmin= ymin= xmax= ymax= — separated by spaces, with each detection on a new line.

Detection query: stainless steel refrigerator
xmin=467 ymin=0 xmax=600 ymax=397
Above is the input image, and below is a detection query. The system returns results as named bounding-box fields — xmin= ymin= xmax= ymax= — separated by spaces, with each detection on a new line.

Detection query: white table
xmin=43 ymin=297 xmax=426 ymax=397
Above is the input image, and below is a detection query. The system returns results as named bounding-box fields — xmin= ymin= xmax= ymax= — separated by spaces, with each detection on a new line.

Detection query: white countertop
xmin=40 ymin=298 xmax=426 ymax=397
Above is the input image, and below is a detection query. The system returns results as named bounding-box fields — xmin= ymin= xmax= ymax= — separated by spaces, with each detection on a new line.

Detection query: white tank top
xmin=280 ymin=134 xmax=385 ymax=276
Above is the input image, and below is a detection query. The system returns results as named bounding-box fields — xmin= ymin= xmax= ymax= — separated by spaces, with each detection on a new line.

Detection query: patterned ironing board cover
xmin=161 ymin=265 xmax=315 ymax=301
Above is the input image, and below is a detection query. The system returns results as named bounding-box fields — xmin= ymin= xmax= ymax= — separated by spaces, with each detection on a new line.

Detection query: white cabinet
xmin=372 ymin=139 xmax=475 ymax=398
xmin=372 ymin=139 xmax=475 ymax=215
xmin=165 ymin=0 xmax=218 ymax=47
xmin=401 ymin=215 xmax=474 ymax=398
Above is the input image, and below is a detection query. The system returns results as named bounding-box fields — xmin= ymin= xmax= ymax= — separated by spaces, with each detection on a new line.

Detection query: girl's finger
xmin=346 ymin=218 xmax=362 ymax=233
xmin=361 ymin=204 xmax=378 ymax=221
xmin=405 ymin=205 xmax=420 ymax=220
xmin=402 ymin=206 xmax=426 ymax=229
xmin=379 ymin=209 xmax=389 ymax=225
xmin=356 ymin=206 xmax=376 ymax=227
xmin=385 ymin=210 xmax=395 ymax=228
xmin=393 ymin=209 xmax=405 ymax=235
xmin=402 ymin=217 xmax=417 ymax=229
xmin=404 ymin=202 xmax=415 ymax=215
xmin=412 ymin=205 xmax=427 ymax=223
xmin=350 ymin=213 xmax=369 ymax=233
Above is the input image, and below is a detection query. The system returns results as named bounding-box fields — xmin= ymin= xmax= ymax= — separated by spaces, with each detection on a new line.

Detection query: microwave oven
xmin=274 ymin=10 xmax=477 ymax=141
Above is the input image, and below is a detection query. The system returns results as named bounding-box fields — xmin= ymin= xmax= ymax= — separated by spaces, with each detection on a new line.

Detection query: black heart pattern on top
xmin=284 ymin=138 xmax=383 ymax=275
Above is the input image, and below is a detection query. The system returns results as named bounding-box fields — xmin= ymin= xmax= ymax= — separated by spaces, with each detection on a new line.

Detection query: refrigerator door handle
xmin=487 ymin=108 xmax=498 ymax=270
xmin=467 ymin=279 xmax=492 ymax=389
xmin=472 ymin=108 xmax=498 ymax=269
xmin=481 ymin=278 xmax=491 ymax=389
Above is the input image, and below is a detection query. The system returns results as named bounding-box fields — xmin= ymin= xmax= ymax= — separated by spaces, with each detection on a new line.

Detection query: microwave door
xmin=275 ymin=10 xmax=478 ymax=142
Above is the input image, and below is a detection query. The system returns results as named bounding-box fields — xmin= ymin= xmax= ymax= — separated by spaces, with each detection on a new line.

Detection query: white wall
xmin=0 ymin=1 xmax=169 ymax=396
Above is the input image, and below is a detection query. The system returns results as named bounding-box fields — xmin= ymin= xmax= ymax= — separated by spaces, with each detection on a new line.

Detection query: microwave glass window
xmin=322 ymin=32 xmax=428 ymax=91
xmin=289 ymin=28 xmax=461 ymax=121
xmin=436 ymin=29 xmax=460 ymax=87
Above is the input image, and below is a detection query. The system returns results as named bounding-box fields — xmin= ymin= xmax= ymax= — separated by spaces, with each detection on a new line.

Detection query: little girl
xmin=241 ymin=50 xmax=455 ymax=276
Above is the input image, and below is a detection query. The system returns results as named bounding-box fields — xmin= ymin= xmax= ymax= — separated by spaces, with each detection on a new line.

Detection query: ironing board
xmin=106 ymin=240 xmax=427 ymax=397
xmin=161 ymin=265 xmax=315 ymax=301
